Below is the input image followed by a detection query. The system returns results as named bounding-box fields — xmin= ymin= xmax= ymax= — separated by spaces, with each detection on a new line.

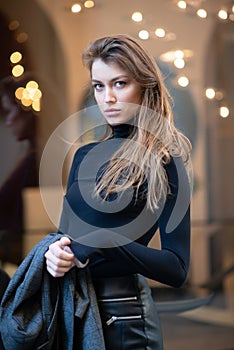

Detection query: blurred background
xmin=0 ymin=0 xmax=233 ymax=349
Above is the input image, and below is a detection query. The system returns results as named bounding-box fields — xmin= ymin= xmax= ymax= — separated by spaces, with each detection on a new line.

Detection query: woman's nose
xmin=104 ymin=87 xmax=116 ymax=103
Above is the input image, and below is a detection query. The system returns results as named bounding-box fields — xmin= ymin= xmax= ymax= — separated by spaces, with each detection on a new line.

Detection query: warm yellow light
xmin=15 ymin=87 xmax=24 ymax=100
xmin=178 ymin=76 xmax=189 ymax=87
xmin=218 ymin=9 xmax=228 ymax=20
xmin=205 ymin=88 xmax=216 ymax=99
xmin=197 ymin=9 xmax=208 ymax=18
xmin=24 ymin=82 xmax=42 ymax=102
xmin=219 ymin=106 xmax=229 ymax=118
xmin=84 ymin=0 xmax=94 ymax=8
xmin=10 ymin=51 xmax=22 ymax=64
xmin=132 ymin=11 xmax=143 ymax=22
xmin=26 ymin=81 xmax=39 ymax=90
xmin=174 ymin=58 xmax=185 ymax=69
xmin=71 ymin=3 xmax=82 ymax=13
xmin=32 ymin=99 xmax=41 ymax=112
xmin=12 ymin=65 xmax=24 ymax=77
xmin=8 ymin=20 xmax=20 ymax=31
xmin=160 ymin=49 xmax=193 ymax=62
xmin=182 ymin=49 xmax=193 ymax=58
xmin=21 ymin=98 xmax=32 ymax=107
xmin=138 ymin=30 xmax=149 ymax=40
xmin=215 ymin=91 xmax=224 ymax=100
xmin=16 ymin=32 xmax=28 ymax=43
xmin=155 ymin=28 xmax=166 ymax=38
xmin=232 ymin=5 xmax=234 ymax=12
xmin=26 ymin=88 xmax=35 ymax=100
xmin=22 ymin=88 xmax=31 ymax=100
xmin=177 ymin=1 xmax=187 ymax=9
xmin=14 ymin=80 xmax=42 ymax=111
xmin=31 ymin=88 xmax=42 ymax=100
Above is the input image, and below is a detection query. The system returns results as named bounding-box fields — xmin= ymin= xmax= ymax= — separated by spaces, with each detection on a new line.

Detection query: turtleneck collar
xmin=111 ymin=123 xmax=134 ymax=139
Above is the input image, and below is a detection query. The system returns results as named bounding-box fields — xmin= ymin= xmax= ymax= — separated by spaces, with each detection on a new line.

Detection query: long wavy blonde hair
xmin=82 ymin=34 xmax=192 ymax=210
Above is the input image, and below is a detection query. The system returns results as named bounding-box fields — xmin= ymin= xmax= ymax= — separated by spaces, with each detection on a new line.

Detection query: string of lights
xmin=7 ymin=19 xmax=42 ymax=112
xmin=70 ymin=1 xmax=95 ymax=13
xmin=130 ymin=1 xmax=233 ymax=119
xmin=176 ymin=0 xmax=234 ymax=21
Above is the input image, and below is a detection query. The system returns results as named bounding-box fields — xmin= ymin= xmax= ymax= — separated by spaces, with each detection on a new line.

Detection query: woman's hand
xmin=45 ymin=236 xmax=75 ymax=277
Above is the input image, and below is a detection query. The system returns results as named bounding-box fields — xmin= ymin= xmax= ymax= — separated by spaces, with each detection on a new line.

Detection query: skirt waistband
xmin=93 ymin=274 xmax=139 ymax=299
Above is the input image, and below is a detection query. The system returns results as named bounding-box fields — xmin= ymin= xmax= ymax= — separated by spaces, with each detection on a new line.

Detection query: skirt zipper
xmin=98 ymin=296 xmax=138 ymax=302
xmin=106 ymin=315 xmax=142 ymax=326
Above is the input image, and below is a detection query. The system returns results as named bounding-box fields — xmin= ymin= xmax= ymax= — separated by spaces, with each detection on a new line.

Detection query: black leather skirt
xmin=93 ymin=274 xmax=163 ymax=350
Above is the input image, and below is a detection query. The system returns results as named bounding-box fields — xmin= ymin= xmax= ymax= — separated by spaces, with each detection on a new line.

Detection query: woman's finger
xmin=47 ymin=239 xmax=74 ymax=261
xmin=45 ymin=254 xmax=75 ymax=277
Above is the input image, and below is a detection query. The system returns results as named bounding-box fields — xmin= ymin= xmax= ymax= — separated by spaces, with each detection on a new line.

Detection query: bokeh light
xmin=12 ymin=65 xmax=24 ymax=77
xmin=10 ymin=51 xmax=22 ymax=64
xmin=138 ymin=30 xmax=149 ymax=40
xmin=132 ymin=11 xmax=143 ymax=22
xmin=15 ymin=80 xmax=42 ymax=112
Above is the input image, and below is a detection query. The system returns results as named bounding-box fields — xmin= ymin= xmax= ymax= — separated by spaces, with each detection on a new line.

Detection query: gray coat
xmin=0 ymin=233 xmax=105 ymax=350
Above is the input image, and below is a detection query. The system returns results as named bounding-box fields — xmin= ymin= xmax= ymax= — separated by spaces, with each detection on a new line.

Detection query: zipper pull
xmin=106 ymin=316 xmax=118 ymax=326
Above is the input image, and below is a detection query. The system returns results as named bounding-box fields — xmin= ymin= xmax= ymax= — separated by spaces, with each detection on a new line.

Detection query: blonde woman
xmin=45 ymin=34 xmax=192 ymax=349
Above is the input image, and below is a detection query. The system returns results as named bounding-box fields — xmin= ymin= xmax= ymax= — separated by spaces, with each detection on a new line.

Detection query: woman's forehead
xmin=91 ymin=59 xmax=129 ymax=80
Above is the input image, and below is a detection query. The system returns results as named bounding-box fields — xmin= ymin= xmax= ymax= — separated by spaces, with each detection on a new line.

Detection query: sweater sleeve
xmin=69 ymin=156 xmax=191 ymax=288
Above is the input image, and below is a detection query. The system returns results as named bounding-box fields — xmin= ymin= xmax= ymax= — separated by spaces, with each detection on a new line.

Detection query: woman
xmin=45 ymin=34 xmax=192 ymax=349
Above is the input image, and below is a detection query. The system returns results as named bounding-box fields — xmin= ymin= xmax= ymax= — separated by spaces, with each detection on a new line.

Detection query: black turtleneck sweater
xmin=59 ymin=124 xmax=191 ymax=288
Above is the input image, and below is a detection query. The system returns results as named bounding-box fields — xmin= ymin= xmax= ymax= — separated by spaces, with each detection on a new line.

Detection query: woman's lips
xmin=104 ymin=108 xmax=121 ymax=116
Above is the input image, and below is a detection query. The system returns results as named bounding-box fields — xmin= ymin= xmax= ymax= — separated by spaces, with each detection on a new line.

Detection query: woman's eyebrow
xmin=91 ymin=75 xmax=129 ymax=84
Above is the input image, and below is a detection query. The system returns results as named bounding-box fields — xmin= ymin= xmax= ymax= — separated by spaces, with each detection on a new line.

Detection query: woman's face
xmin=91 ymin=59 xmax=142 ymax=125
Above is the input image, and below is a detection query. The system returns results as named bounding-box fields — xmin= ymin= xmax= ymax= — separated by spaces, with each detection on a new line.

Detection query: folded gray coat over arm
xmin=0 ymin=233 xmax=105 ymax=350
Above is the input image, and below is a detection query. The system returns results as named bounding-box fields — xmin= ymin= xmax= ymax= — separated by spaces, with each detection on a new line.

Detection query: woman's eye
xmin=93 ymin=83 xmax=103 ymax=91
xmin=116 ymin=81 xmax=126 ymax=88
